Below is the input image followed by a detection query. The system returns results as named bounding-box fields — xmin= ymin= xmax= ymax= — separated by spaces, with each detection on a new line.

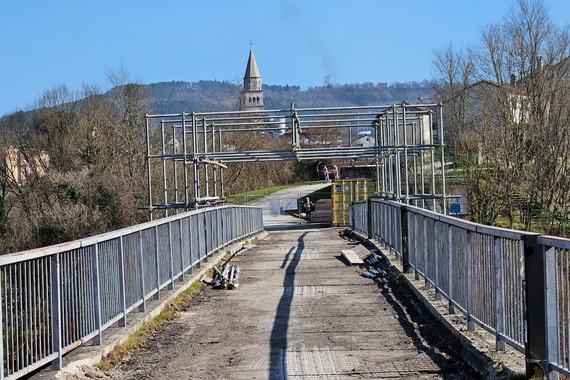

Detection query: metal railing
xmin=0 ymin=205 xmax=263 ymax=380
xmin=350 ymin=198 xmax=570 ymax=379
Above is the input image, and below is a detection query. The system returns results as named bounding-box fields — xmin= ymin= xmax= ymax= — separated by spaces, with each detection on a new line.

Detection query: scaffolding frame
xmin=144 ymin=103 xmax=447 ymax=219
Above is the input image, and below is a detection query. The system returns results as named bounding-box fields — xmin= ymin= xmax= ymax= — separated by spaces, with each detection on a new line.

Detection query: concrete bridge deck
xmin=106 ymin=225 xmax=478 ymax=379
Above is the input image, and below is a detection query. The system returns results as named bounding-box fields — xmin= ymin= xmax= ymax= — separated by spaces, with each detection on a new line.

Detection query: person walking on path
xmin=303 ymin=197 xmax=315 ymax=222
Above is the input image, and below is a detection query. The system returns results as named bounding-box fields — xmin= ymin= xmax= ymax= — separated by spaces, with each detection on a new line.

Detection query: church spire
xmin=241 ymin=48 xmax=264 ymax=111
xmin=244 ymin=49 xmax=261 ymax=84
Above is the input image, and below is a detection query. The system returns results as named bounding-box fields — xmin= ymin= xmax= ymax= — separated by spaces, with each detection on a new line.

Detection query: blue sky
xmin=1 ymin=0 xmax=570 ymax=116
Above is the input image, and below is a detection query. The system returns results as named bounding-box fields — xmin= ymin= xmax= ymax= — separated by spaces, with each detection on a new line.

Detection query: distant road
xmin=247 ymin=182 xmax=331 ymax=227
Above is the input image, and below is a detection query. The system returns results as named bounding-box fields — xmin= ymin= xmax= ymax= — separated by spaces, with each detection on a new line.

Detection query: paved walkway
xmin=111 ymin=225 xmax=478 ymax=379
xmin=248 ymin=183 xmax=331 ymax=228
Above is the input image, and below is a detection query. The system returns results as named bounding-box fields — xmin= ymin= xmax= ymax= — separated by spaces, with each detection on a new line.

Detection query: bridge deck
xmin=111 ymin=226 xmax=477 ymax=379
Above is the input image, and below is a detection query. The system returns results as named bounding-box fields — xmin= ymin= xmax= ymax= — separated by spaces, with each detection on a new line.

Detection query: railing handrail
xmin=0 ymin=205 xmax=253 ymax=266
xmin=349 ymin=198 xmax=570 ymax=379
xmin=0 ymin=205 xmax=263 ymax=380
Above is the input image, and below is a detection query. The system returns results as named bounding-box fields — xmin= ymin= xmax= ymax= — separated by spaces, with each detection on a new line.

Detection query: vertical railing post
xmin=50 ymin=255 xmax=62 ymax=369
xmin=138 ymin=231 xmax=146 ymax=312
xmin=168 ymin=222 xmax=174 ymax=290
xmin=466 ymin=230 xmax=476 ymax=331
xmin=154 ymin=226 xmax=160 ymax=300
xmin=423 ymin=216 xmax=430 ymax=289
xmin=400 ymin=205 xmax=409 ymax=272
xmin=179 ymin=218 xmax=185 ymax=281
xmin=434 ymin=221 xmax=441 ymax=300
xmin=367 ymin=199 xmax=373 ymax=239
xmin=448 ymin=225 xmax=455 ymax=314
xmin=196 ymin=214 xmax=203 ymax=268
xmin=544 ymin=246 xmax=559 ymax=380
xmin=118 ymin=237 xmax=127 ymax=327
xmin=189 ymin=215 xmax=195 ymax=272
xmin=524 ymin=234 xmax=558 ymax=379
xmin=494 ymin=236 xmax=506 ymax=351
xmin=92 ymin=245 xmax=102 ymax=345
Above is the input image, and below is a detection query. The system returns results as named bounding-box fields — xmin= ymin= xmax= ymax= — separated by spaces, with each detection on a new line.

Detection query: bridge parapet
xmin=350 ymin=199 xmax=570 ymax=379
xmin=0 ymin=205 xmax=262 ymax=380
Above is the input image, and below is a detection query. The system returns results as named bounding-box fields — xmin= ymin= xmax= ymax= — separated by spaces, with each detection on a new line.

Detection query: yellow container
xmin=331 ymin=178 xmax=376 ymax=226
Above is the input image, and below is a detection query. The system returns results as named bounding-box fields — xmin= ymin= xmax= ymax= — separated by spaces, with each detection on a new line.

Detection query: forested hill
xmin=147 ymin=80 xmax=434 ymax=114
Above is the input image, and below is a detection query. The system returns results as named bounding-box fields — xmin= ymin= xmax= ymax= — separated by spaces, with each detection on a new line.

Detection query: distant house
xmin=5 ymin=147 xmax=49 ymax=186
xmin=353 ymin=135 xmax=374 ymax=147
xmin=464 ymin=79 xmax=526 ymax=125
xmin=442 ymin=78 xmax=528 ymax=160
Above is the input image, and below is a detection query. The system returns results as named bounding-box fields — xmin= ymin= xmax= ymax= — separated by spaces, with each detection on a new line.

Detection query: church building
xmin=240 ymin=49 xmax=264 ymax=111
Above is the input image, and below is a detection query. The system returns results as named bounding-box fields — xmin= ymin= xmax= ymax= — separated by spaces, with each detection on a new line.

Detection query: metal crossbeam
xmin=144 ymin=103 xmax=447 ymax=218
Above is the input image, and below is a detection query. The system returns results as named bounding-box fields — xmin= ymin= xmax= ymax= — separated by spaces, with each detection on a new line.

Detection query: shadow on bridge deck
xmin=102 ymin=225 xmax=481 ymax=379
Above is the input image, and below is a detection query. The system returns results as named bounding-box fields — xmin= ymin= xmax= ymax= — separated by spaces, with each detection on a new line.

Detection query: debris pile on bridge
xmin=201 ymin=244 xmax=256 ymax=290
xmin=201 ymin=263 xmax=241 ymax=289
xmin=361 ymin=251 xmax=387 ymax=279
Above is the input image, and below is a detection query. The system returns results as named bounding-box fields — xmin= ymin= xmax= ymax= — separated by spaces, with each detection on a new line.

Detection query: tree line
xmin=433 ymin=0 xmax=570 ymax=235
xmin=0 ymin=70 xmax=151 ymax=253
xmin=0 ymin=73 xmax=317 ymax=253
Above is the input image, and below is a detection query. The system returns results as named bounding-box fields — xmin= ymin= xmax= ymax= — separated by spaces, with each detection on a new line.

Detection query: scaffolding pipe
xmin=182 ymin=112 xmax=189 ymax=206
xmin=144 ymin=103 xmax=447 ymax=215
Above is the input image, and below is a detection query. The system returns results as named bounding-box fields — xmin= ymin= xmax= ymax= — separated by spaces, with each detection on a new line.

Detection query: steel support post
xmin=438 ymin=103 xmax=447 ymax=214
xmin=402 ymin=106 xmax=410 ymax=203
xmin=420 ymin=143 xmax=426 ymax=209
xmin=182 ymin=113 xmax=190 ymax=206
xmin=429 ymin=110 xmax=436 ymax=212
xmin=171 ymin=123 xmax=179 ymax=206
xmin=211 ymin=124 xmax=218 ymax=198
xmin=373 ymin=120 xmax=380 ymax=194
xmin=291 ymin=109 xmax=299 ymax=149
xmin=160 ymin=120 xmax=169 ymax=217
xmin=218 ymin=129 xmax=225 ymax=199
xmin=202 ymin=118 xmax=210 ymax=199
xmin=145 ymin=115 xmax=154 ymax=220
xmin=393 ymin=107 xmax=402 ymax=200
xmin=191 ymin=112 xmax=200 ymax=202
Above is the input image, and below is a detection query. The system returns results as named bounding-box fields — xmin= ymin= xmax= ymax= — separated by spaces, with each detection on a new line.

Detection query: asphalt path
xmin=247 ymin=183 xmax=332 ymax=228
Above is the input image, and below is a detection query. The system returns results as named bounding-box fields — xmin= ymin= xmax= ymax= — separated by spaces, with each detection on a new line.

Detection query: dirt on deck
xmin=94 ymin=226 xmax=480 ymax=380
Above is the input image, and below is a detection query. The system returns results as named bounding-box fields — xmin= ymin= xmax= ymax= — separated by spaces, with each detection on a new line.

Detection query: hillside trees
xmin=0 ymin=73 xmax=150 ymax=252
xmin=433 ymin=0 xmax=570 ymax=234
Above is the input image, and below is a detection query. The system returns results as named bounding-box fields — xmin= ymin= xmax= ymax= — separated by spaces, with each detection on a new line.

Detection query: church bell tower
xmin=240 ymin=49 xmax=264 ymax=111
